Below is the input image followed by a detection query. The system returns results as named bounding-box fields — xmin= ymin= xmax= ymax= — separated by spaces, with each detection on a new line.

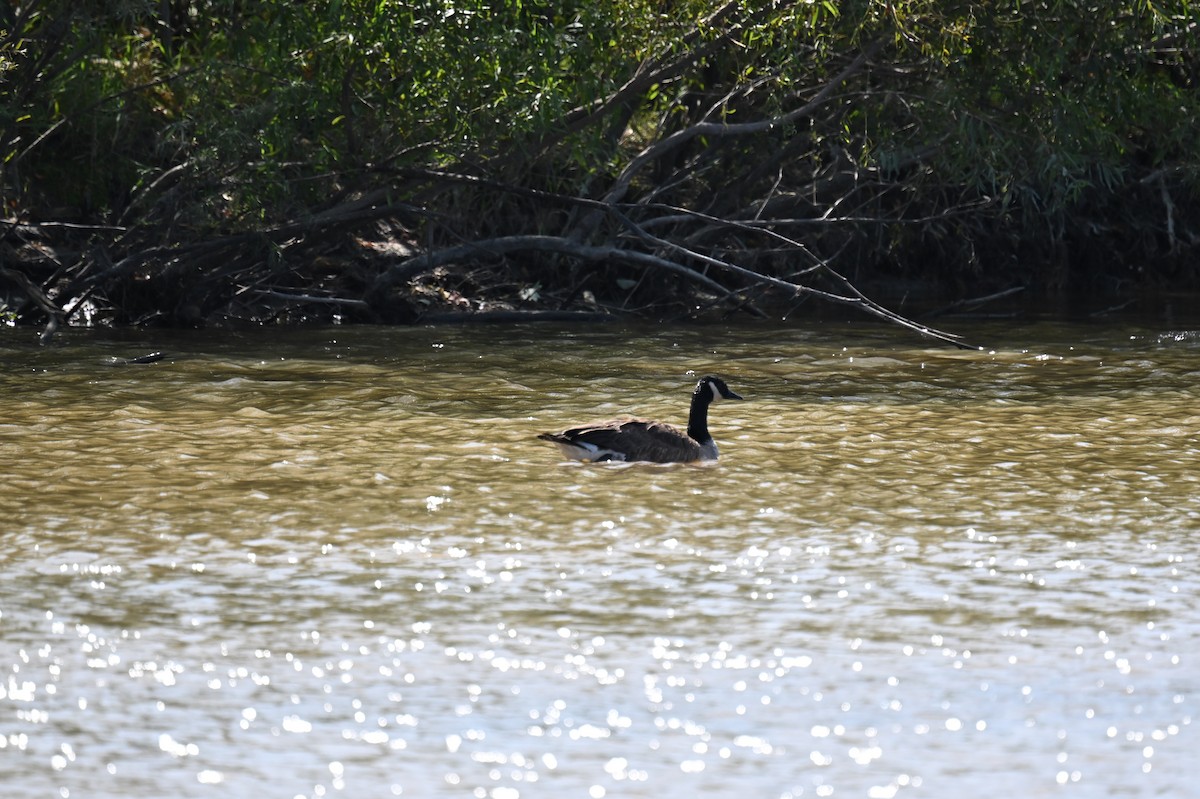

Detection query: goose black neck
xmin=686 ymin=386 xmax=713 ymax=444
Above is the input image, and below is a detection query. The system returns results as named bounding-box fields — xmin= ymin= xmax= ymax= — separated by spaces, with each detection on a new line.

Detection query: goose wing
xmin=545 ymin=418 xmax=702 ymax=463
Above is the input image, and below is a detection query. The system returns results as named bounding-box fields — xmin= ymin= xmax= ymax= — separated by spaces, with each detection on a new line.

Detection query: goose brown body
xmin=538 ymin=376 xmax=743 ymax=463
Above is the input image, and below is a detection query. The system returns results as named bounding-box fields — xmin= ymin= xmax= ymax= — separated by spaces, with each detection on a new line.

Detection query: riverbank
xmin=3 ymin=4 xmax=1197 ymax=339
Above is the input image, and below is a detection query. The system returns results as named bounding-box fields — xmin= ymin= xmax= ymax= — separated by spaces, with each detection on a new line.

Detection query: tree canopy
xmin=2 ymin=1 xmax=1197 ymax=337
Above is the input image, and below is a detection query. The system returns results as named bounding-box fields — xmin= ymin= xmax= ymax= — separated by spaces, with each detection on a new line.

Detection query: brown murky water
xmin=1 ymin=321 xmax=1197 ymax=798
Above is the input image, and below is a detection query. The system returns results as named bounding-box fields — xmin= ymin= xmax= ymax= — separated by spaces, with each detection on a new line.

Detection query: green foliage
xmin=3 ymin=1 xmax=725 ymax=220
xmin=2 ymin=0 xmax=1198 ymax=298
xmin=871 ymin=1 xmax=1198 ymax=203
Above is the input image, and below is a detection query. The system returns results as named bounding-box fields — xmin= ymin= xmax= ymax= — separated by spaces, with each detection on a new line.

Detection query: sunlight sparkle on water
xmin=2 ymin=323 xmax=1198 ymax=798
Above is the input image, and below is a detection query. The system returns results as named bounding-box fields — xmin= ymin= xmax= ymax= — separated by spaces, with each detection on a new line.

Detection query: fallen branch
xmin=421 ymin=310 xmax=616 ymax=325
xmin=252 ymin=289 xmax=369 ymax=308
xmin=365 ymin=233 xmax=765 ymax=318
xmin=928 ymin=285 xmax=1025 ymax=317
xmin=610 ymin=204 xmax=981 ymax=349
xmin=1 ymin=265 xmax=62 ymax=344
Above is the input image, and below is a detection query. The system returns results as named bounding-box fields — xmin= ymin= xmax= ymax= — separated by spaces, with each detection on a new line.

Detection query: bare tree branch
xmin=597 ymin=40 xmax=885 ymax=209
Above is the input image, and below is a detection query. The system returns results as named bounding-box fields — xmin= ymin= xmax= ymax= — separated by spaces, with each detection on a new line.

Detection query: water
xmin=1 ymin=321 xmax=1197 ymax=798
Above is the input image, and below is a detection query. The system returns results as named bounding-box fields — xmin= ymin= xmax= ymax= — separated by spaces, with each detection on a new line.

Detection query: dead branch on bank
xmin=363 ymin=211 xmax=976 ymax=348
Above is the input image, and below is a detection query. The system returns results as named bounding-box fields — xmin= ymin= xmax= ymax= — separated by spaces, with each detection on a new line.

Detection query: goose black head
xmin=696 ymin=375 xmax=743 ymax=403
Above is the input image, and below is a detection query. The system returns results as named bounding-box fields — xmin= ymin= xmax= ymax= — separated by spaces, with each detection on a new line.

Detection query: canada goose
xmin=537 ymin=375 xmax=743 ymax=463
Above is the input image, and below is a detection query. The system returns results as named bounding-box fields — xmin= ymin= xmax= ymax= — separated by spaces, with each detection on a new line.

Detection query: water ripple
xmin=1 ymin=322 xmax=1197 ymax=798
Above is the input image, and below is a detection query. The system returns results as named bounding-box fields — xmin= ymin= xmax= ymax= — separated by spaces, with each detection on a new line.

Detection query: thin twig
xmin=252 ymin=289 xmax=369 ymax=308
xmin=928 ymin=285 xmax=1026 ymax=317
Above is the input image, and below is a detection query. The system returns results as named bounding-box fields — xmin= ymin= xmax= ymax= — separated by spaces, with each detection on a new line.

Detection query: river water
xmin=1 ymin=320 xmax=1197 ymax=799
